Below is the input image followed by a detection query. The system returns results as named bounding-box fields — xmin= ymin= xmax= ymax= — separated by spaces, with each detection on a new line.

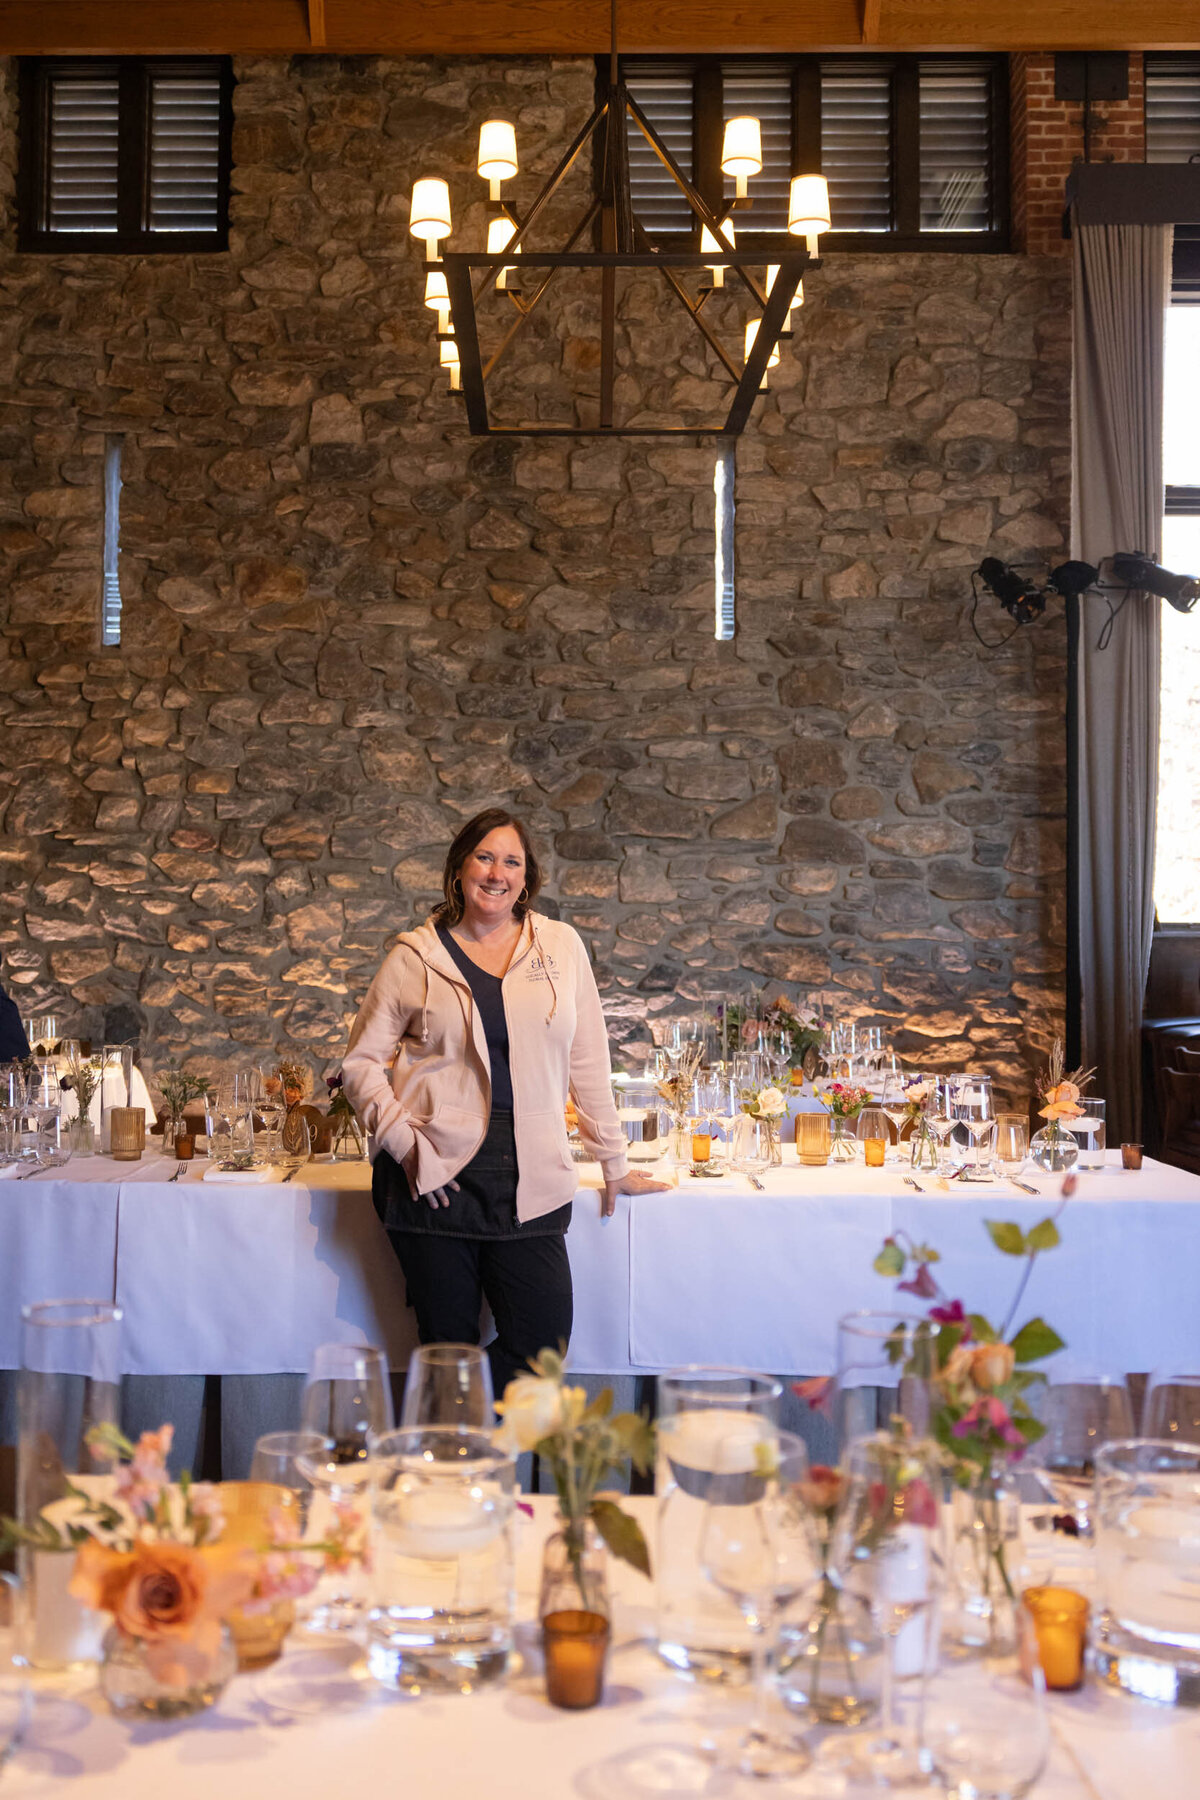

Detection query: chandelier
xmin=408 ymin=21 xmax=830 ymax=437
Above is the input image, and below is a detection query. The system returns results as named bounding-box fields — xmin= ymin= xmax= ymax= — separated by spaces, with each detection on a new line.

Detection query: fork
xmin=168 ymin=1161 xmax=187 ymax=1182
xmin=902 ymin=1175 xmax=925 ymax=1193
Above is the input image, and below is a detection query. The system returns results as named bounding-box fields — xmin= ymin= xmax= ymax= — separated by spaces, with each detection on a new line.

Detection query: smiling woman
xmin=341 ymin=808 xmax=669 ymax=1397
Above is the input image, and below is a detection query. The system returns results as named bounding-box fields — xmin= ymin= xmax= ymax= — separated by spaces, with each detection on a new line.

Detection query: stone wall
xmin=0 ymin=54 xmax=1071 ymax=1101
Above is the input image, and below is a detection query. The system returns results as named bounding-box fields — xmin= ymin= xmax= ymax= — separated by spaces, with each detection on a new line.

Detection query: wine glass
xmin=920 ymin=1617 xmax=1049 ymax=1800
xmin=0 ymin=1573 xmax=33 ymax=1775
xmin=836 ymin=1312 xmax=943 ymax=1449
xmin=256 ymin=1064 xmax=285 ymax=1163
xmin=401 ymin=1344 xmax=494 ymax=1429
xmin=953 ymin=1075 xmax=996 ymax=1181
xmin=925 ymin=1076 xmax=959 ymax=1172
xmin=828 ymin=1433 xmax=943 ymax=1785
xmin=1141 ymin=1371 xmax=1200 ymax=1443
xmin=699 ymin=1429 xmax=815 ymax=1779
xmin=249 ymin=1428 xmax=331 ymax=1541
xmin=298 ymin=1344 xmax=392 ymax=1632
xmin=0 ymin=1066 xmax=28 ymax=1167
xmin=1027 ymin=1375 xmax=1135 ymax=1530
xmin=880 ymin=1072 xmax=910 ymax=1162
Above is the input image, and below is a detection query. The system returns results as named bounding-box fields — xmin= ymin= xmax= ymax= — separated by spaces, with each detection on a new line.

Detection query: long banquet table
xmin=2 ymin=1148 xmax=1199 ymax=1381
xmin=4 ymin=1496 xmax=1197 ymax=1800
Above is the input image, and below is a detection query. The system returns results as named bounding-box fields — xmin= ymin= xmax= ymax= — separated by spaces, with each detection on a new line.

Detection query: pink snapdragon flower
xmin=952 ymin=1395 xmax=1025 ymax=1452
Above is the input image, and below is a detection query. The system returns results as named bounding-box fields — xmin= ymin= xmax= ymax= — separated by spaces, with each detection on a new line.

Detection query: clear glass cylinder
xmin=1094 ymin=1438 xmax=1200 ymax=1705
xmin=835 ymin=1310 xmax=941 ymax=1450
xmin=654 ymin=1367 xmax=782 ymax=1680
xmin=943 ymin=1461 xmax=1022 ymax=1657
xmin=17 ymin=1300 xmax=123 ymax=1669
xmin=367 ymin=1426 xmax=516 ymax=1693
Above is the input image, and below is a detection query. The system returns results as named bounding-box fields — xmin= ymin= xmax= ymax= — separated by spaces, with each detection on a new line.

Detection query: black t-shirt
xmin=0 ymin=986 xmax=29 ymax=1063
xmin=436 ymin=926 xmax=514 ymax=1111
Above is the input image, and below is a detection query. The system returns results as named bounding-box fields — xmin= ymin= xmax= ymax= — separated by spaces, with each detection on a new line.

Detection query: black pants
xmin=387 ymin=1228 xmax=574 ymax=1400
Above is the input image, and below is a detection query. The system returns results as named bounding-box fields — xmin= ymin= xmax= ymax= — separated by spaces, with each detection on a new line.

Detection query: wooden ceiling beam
xmin=2 ymin=0 xmax=1199 ymax=55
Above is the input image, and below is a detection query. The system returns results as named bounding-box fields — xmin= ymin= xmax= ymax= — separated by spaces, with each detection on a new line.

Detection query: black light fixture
xmin=971 ymin=552 xmax=1200 ymax=648
xmin=975 ymin=558 xmax=1046 ymax=625
xmin=1108 ymin=554 xmax=1200 ymax=613
xmin=1045 ymin=560 xmax=1100 ymax=601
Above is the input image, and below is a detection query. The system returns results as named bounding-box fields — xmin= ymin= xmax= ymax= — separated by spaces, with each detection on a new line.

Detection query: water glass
xmin=612 ymin=1076 xmax=664 ymax=1163
xmin=993 ymin=1113 xmax=1029 ymax=1176
xmin=401 ymin=1344 xmax=494 ymax=1429
xmin=952 ymin=1075 xmax=995 ymax=1181
xmin=1094 ymin=1439 xmax=1200 ymax=1704
xmin=367 ymin=1427 xmax=516 ymax=1691
xmin=1069 ymin=1097 xmax=1106 ymax=1171
xmin=301 ymin=1342 xmax=393 ymax=1461
xmin=731 ymin=1113 xmax=771 ymax=1178
xmin=836 ymin=1312 xmax=942 ymax=1449
xmin=1141 ymin=1372 xmax=1200 ymax=1443
xmin=920 ymin=1634 xmax=1049 ymax=1799
xmin=1027 ymin=1375 xmax=1135 ymax=1529
xmin=0 ymin=1574 xmax=33 ymax=1774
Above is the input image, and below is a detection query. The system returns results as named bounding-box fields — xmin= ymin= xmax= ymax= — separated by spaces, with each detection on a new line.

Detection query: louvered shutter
xmin=1146 ymin=56 xmax=1200 ymax=163
xmin=625 ymin=68 xmax=696 ymax=236
xmin=918 ymin=62 xmax=992 ymax=232
xmin=820 ymin=65 xmax=892 ymax=232
xmin=721 ymin=65 xmax=792 ymax=232
xmin=47 ymin=71 xmax=120 ymax=234
xmin=148 ymin=69 xmax=224 ymax=234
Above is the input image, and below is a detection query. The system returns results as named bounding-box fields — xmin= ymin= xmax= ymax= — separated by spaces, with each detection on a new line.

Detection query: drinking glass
xmin=0 ymin=1574 xmax=33 ymax=1774
xmin=733 ymin=1049 xmax=765 ymax=1089
xmin=831 ymin=1022 xmax=857 ymax=1081
xmin=256 ymin=1064 xmax=285 ymax=1163
xmin=828 ymin=1433 xmax=943 ymax=1785
xmin=1 ymin=1066 xmax=30 ymax=1167
xmin=858 ymin=1106 xmax=889 ymax=1168
xmin=925 ymin=1076 xmax=959 ymax=1172
xmin=1141 ymin=1372 xmax=1200 ymax=1443
xmin=1069 ymin=1097 xmax=1106 ymax=1172
xmin=700 ymin=1429 xmax=814 ymax=1779
xmin=993 ymin=1113 xmax=1029 ymax=1177
xmin=953 ymin=1075 xmax=996 ymax=1181
xmin=920 ymin=1622 xmax=1049 ymax=1800
xmin=249 ymin=1429 xmax=330 ymax=1541
xmin=731 ymin=1114 xmax=771 ymax=1179
xmin=1093 ymin=1439 xmax=1200 ymax=1701
xmin=298 ymin=1345 xmax=392 ymax=1632
xmin=401 ymin=1344 xmax=494 ymax=1429
xmin=1027 ymin=1375 xmax=1135 ymax=1530
xmin=612 ymin=1076 xmax=664 ymax=1164
xmin=836 ymin=1312 xmax=942 ymax=1450
xmin=880 ymin=1072 xmax=910 ymax=1160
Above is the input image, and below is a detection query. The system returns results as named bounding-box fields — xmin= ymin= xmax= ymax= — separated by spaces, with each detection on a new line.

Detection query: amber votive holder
xmin=1021 ymin=1585 xmax=1089 ymax=1691
xmin=174 ymin=1133 xmax=195 ymax=1160
xmin=863 ymin=1136 xmax=886 ymax=1168
xmin=796 ymin=1112 xmax=831 ymax=1167
xmin=542 ymin=1609 xmax=610 ymax=1709
xmin=108 ymin=1106 xmax=145 ymax=1161
xmin=690 ymin=1131 xmax=712 ymax=1165
xmin=220 ymin=1480 xmax=298 ymax=1669
xmin=1121 ymin=1143 xmax=1143 ymax=1170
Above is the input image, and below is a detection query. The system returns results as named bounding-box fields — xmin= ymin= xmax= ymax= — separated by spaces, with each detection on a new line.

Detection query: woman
xmin=342 ymin=807 xmax=668 ymax=1395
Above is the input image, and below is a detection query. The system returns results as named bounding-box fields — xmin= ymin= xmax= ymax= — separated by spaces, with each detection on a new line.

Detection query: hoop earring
xmin=518 ymin=886 xmax=529 ymax=905
xmin=452 ymin=877 xmax=463 ymax=896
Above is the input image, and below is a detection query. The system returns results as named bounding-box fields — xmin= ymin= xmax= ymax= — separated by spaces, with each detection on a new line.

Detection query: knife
xmin=1010 ymin=1178 xmax=1039 ymax=1195
xmin=280 ymin=1164 xmax=303 ymax=1183
xmin=747 ymin=1173 xmax=765 ymax=1191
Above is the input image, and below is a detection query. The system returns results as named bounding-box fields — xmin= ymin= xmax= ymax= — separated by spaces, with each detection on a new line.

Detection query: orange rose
xmin=1039 ymin=1082 xmax=1083 ymax=1121
xmin=71 ymin=1540 xmax=257 ymax=1689
xmin=939 ymin=1343 xmax=977 ymax=1389
xmin=969 ymin=1343 xmax=1016 ymax=1389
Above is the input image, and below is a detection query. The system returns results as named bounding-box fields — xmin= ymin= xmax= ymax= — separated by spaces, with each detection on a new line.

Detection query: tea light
xmin=542 ymin=1608 xmax=610 ymax=1708
xmin=387 ymin=1484 xmax=505 ymax=1559
xmin=1121 ymin=1143 xmax=1143 ymax=1170
xmin=1022 ymin=1585 xmax=1088 ymax=1690
xmin=863 ymin=1137 xmax=886 ymax=1168
xmin=690 ymin=1131 xmax=712 ymax=1165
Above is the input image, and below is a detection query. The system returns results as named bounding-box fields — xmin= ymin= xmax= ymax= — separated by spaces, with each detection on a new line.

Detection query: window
xmin=17 ymin=58 xmax=233 ymax=253
xmin=619 ymin=55 xmax=1008 ymax=250
xmin=1156 ymin=304 xmax=1200 ymax=925
xmin=1145 ymin=54 xmax=1200 ymax=163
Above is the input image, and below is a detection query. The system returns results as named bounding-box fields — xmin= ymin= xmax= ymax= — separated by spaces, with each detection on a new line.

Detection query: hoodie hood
xmin=393 ymin=914 xmax=559 ymax=1041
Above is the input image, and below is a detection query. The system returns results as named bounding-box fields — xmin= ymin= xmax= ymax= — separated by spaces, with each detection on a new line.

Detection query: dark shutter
xmin=820 ymin=63 xmax=892 ymax=232
xmin=721 ymin=65 xmax=793 ymax=233
xmin=918 ymin=62 xmax=992 ymax=232
xmin=1146 ymin=55 xmax=1200 ymax=163
xmin=148 ymin=69 xmax=225 ymax=234
xmin=47 ymin=71 xmax=120 ymax=234
xmin=625 ymin=67 xmax=696 ymax=236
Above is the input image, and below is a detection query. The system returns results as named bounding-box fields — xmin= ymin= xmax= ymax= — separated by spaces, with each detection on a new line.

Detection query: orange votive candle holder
xmin=1021 ymin=1585 xmax=1089 ymax=1690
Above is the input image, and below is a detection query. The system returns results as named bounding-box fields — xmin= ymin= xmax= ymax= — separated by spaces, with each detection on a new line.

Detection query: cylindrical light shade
xmin=788 ymin=173 xmax=831 ymax=236
xmin=767 ymin=263 xmax=802 ymax=320
xmin=410 ymin=177 xmax=452 ymax=241
xmin=721 ymin=116 xmax=762 ymax=178
xmin=701 ymin=219 xmax=735 ymax=287
xmin=423 ymin=270 xmax=450 ymax=311
xmin=487 ymin=216 xmax=517 ymax=256
xmin=744 ymin=319 xmax=780 ymax=369
xmin=478 ymin=120 xmax=518 ymax=183
xmin=439 ymin=339 xmax=460 ymax=368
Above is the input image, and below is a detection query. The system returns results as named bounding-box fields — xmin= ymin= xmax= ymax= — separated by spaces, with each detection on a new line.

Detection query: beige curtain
xmin=1071 ymin=222 xmax=1172 ymax=1144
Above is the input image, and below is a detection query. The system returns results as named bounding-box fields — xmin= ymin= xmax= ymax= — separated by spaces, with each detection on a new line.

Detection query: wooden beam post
xmin=860 ymin=0 xmax=882 ymax=43
xmin=307 ymin=0 xmax=327 ymax=46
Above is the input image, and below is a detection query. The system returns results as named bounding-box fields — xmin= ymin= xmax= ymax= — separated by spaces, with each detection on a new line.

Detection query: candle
xmin=1121 ymin=1143 xmax=1143 ymax=1170
xmin=543 ymin=1609 xmax=609 ymax=1708
xmin=690 ymin=1131 xmax=712 ymax=1164
xmin=384 ymin=1483 xmax=508 ymax=1560
xmin=1022 ymin=1585 xmax=1088 ymax=1690
xmin=863 ymin=1137 xmax=886 ymax=1168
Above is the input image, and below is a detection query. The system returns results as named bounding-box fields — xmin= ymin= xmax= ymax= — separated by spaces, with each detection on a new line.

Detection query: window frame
xmin=17 ymin=55 xmax=234 ymax=255
xmin=611 ymin=52 xmax=1010 ymax=254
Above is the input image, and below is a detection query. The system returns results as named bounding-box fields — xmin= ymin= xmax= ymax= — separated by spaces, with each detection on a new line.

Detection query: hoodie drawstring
xmin=419 ymin=956 xmax=430 ymax=1042
xmin=532 ymin=921 xmax=559 ymax=1027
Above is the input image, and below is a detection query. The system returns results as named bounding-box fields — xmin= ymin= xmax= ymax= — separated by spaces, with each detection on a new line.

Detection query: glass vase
xmin=539 ymin=1519 xmax=610 ymax=1709
xmin=910 ymin=1119 xmax=939 ymax=1171
xmin=1029 ymin=1121 xmax=1079 ymax=1174
xmin=99 ymin=1623 xmax=238 ymax=1718
xmin=944 ymin=1463 xmax=1021 ymax=1657
xmin=66 ymin=1117 xmax=96 ymax=1156
xmin=765 ymin=1119 xmax=783 ymax=1167
xmin=829 ymin=1117 xmax=857 ymax=1163
xmin=778 ymin=1578 xmax=882 ymax=1726
xmin=330 ymin=1113 xmax=365 ymax=1161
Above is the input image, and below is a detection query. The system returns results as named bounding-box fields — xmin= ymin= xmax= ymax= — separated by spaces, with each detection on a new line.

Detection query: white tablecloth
xmin=5 ymin=1496 xmax=1197 ymax=1800
xmin=1 ymin=1151 xmax=1198 ymax=1378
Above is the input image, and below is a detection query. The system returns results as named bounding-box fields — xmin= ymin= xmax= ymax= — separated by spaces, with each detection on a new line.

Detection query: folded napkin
xmin=201 ymin=1164 xmax=276 ymax=1184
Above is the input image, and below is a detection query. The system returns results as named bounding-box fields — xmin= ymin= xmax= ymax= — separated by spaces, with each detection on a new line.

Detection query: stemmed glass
xmin=926 ymin=1075 xmax=959 ymax=1172
xmin=699 ymin=1429 xmax=815 ymax=1779
xmin=256 ymin=1064 xmax=285 ymax=1163
xmin=28 ymin=1062 xmax=67 ymax=1167
xmin=1142 ymin=1371 xmax=1200 ymax=1442
xmin=1027 ymin=1374 xmax=1135 ymax=1531
xmin=0 ymin=1065 xmax=28 ymax=1167
xmin=828 ymin=1433 xmax=943 ymax=1785
xmin=298 ymin=1343 xmax=393 ymax=1633
xmin=830 ymin=1022 xmax=857 ymax=1081
xmin=953 ymin=1075 xmax=996 ymax=1181
xmin=880 ymin=1071 xmax=910 ymax=1163
xmin=401 ymin=1344 xmax=494 ymax=1428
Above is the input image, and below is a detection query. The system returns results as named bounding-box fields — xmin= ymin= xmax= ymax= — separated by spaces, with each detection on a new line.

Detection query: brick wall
xmin=1012 ymin=53 xmax=1147 ymax=256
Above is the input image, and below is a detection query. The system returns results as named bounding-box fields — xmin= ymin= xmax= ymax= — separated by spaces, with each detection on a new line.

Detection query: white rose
xmin=905 ymin=1079 xmax=931 ymax=1103
xmin=496 ymin=1374 xmax=565 ymax=1452
xmin=756 ymin=1087 xmax=787 ymax=1118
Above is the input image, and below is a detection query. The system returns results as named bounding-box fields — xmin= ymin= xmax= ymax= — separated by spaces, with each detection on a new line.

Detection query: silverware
xmin=1010 ymin=1178 xmax=1039 ymax=1195
xmin=902 ymin=1176 xmax=925 ymax=1193
xmin=280 ymin=1164 xmax=304 ymax=1183
xmin=747 ymin=1173 xmax=765 ymax=1191
xmin=168 ymin=1161 xmax=187 ymax=1182
xmin=16 ymin=1161 xmax=44 ymax=1181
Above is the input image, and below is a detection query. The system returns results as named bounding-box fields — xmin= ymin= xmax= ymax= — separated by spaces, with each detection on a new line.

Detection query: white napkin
xmin=201 ymin=1164 xmax=277 ymax=1184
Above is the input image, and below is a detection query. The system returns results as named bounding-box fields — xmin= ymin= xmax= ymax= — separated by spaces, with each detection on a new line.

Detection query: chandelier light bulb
xmin=788 ymin=173 xmax=831 ymax=256
xmin=744 ymin=317 xmax=780 ymax=389
xmin=410 ymin=177 xmax=452 ymax=263
xmin=766 ymin=262 xmax=802 ymax=328
xmin=701 ymin=218 xmax=735 ymax=288
xmin=722 ymin=116 xmax=762 ymax=199
xmin=478 ymin=119 xmax=519 ymax=201
xmin=486 ymin=216 xmax=519 ymax=290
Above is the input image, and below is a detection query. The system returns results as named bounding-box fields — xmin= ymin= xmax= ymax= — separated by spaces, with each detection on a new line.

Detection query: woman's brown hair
xmin=432 ymin=808 xmax=543 ymax=928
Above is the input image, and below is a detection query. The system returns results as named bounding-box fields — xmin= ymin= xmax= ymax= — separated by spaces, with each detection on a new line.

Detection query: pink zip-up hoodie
xmin=341 ymin=913 xmax=629 ymax=1225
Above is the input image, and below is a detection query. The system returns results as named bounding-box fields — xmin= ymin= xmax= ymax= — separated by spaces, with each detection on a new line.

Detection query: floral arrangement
xmin=898 ymin=1077 xmax=933 ymax=1121
xmin=721 ymin=995 xmax=824 ymax=1075
xmin=816 ymin=1082 xmax=873 ymax=1121
xmin=739 ymin=1083 xmax=788 ymax=1120
xmin=654 ymin=1039 xmax=705 ymax=1125
xmin=497 ymin=1348 xmax=653 ymax=1590
xmin=276 ymin=1060 xmax=311 ymax=1102
xmin=60 ymin=1048 xmax=101 ymax=1117
xmin=156 ymin=1067 xmax=211 ymax=1126
xmin=1036 ymin=1039 xmax=1095 ymax=1133
xmin=324 ymin=1070 xmax=355 ymax=1122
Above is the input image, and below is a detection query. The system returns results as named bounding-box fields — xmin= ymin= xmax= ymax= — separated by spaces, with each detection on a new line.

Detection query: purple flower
xmin=898 ymin=1263 xmax=938 ymax=1299
xmin=930 ymin=1298 xmax=968 ymax=1329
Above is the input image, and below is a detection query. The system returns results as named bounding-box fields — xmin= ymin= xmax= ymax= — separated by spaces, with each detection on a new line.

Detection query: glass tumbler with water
xmin=654 ymin=1368 xmax=782 ymax=1680
xmin=1094 ymin=1439 xmax=1200 ymax=1705
xmin=611 ymin=1075 xmax=663 ymax=1163
xmin=368 ymin=1427 xmax=516 ymax=1692
xmin=1069 ymin=1098 xmax=1106 ymax=1171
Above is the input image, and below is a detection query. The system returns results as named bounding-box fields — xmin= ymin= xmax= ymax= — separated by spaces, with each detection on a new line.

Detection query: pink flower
xmin=244 ymin=1549 xmax=321 ymax=1613
xmin=900 ymin=1478 xmax=938 ymax=1528
xmin=930 ymin=1299 xmax=969 ymax=1332
xmin=952 ymin=1396 xmax=1025 ymax=1451
xmin=792 ymin=1376 xmax=835 ymax=1417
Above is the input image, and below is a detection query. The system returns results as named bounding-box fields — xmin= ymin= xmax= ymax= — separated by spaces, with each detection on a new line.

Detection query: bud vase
xmin=944 ymin=1463 xmax=1020 ymax=1657
xmin=778 ymin=1578 xmax=882 ymax=1726
xmin=1029 ymin=1120 xmax=1079 ymax=1174
xmin=539 ymin=1520 xmax=610 ymax=1710
xmin=100 ymin=1622 xmax=238 ymax=1718
xmin=765 ymin=1119 xmax=783 ymax=1167
xmin=829 ymin=1117 xmax=857 ymax=1163
xmin=910 ymin=1119 xmax=939 ymax=1171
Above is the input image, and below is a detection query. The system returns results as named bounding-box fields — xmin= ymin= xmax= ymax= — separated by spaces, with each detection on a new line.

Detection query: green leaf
xmin=874 ymin=1242 xmax=906 ymax=1278
xmin=935 ymin=1323 xmax=966 ymax=1368
xmin=967 ymin=1313 xmax=998 ymax=1344
xmin=985 ymin=1220 xmax=1027 ymax=1257
xmin=1009 ymin=1317 xmax=1066 ymax=1364
xmin=583 ymin=1388 xmax=614 ymax=1422
xmin=911 ymin=1243 xmax=941 ymax=1266
xmin=589 ymin=1498 xmax=651 ymax=1579
xmin=884 ymin=1324 xmax=908 ymax=1366
xmin=1026 ymin=1217 xmax=1061 ymax=1253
